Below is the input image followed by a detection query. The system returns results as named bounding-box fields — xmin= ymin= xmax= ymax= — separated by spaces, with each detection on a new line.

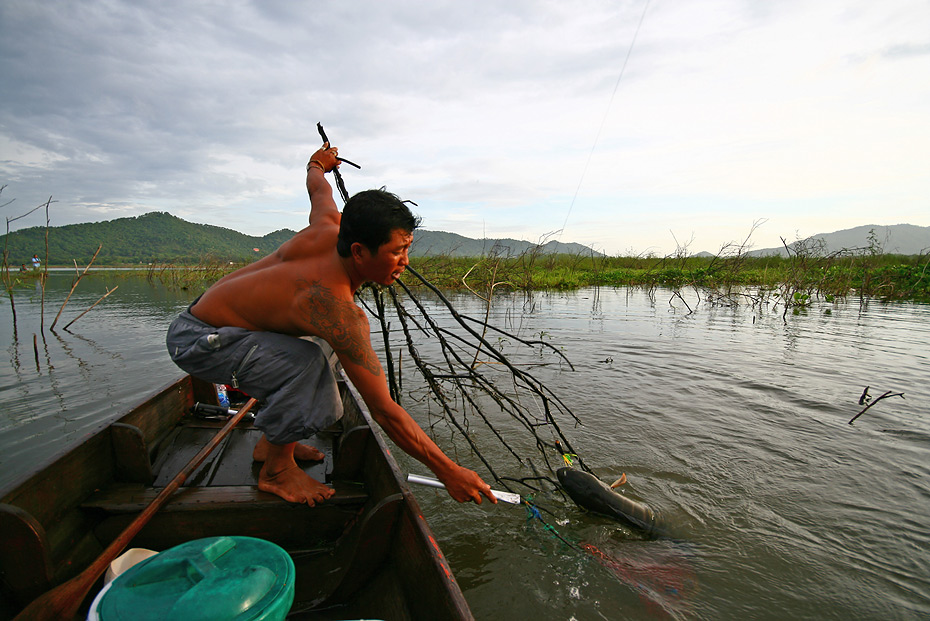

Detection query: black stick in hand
xmin=317 ymin=122 xmax=352 ymax=203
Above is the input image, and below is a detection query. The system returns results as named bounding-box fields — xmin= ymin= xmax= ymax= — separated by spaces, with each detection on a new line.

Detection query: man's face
xmin=361 ymin=229 xmax=413 ymax=285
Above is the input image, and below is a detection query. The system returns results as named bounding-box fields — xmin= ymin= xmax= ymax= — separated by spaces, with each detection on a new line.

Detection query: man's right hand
xmin=439 ymin=465 xmax=499 ymax=505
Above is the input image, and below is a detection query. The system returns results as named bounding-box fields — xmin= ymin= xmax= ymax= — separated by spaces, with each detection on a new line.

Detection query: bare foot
xmin=258 ymin=463 xmax=335 ymax=506
xmin=253 ymin=435 xmax=324 ymax=462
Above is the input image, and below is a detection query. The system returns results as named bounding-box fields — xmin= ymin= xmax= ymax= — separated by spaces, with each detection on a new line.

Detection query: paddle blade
xmin=13 ymin=570 xmax=98 ymax=621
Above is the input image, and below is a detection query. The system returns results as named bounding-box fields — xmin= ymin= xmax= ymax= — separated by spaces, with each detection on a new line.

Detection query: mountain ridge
xmin=745 ymin=224 xmax=930 ymax=257
xmin=0 ymin=212 xmax=600 ymax=265
xmin=689 ymin=224 xmax=930 ymax=258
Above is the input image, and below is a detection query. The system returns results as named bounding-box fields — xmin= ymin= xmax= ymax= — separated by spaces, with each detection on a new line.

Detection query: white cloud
xmin=1 ymin=0 xmax=928 ymax=254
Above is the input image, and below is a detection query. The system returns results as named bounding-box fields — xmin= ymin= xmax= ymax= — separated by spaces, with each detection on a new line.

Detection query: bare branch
xmin=848 ymin=390 xmax=906 ymax=425
xmin=51 ymin=244 xmax=103 ymax=330
xmin=63 ymin=285 xmax=119 ymax=331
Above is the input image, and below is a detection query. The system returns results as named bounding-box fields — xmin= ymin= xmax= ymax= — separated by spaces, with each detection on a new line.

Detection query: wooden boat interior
xmin=0 ymin=350 xmax=472 ymax=620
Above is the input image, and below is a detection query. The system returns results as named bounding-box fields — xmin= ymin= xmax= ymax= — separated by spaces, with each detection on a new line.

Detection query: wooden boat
xmin=0 ymin=345 xmax=474 ymax=620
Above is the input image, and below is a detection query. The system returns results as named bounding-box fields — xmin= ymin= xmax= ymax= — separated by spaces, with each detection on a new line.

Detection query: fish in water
xmin=557 ymin=467 xmax=665 ymax=538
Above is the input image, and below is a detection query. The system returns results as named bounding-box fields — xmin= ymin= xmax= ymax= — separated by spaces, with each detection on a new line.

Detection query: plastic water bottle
xmin=216 ymin=384 xmax=230 ymax=408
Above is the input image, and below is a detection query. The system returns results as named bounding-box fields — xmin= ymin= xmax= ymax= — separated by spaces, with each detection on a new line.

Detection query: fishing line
xmin=558 ymin=0 xmax=650 ymax=239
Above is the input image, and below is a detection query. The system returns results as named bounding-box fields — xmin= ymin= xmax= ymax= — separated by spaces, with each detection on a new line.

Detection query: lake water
xmin=2 ymin=273 xmax=929 ymax=620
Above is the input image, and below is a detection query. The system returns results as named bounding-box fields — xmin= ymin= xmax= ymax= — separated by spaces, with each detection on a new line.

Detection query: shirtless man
xmin=166 ymin=142 xmax=496 ymax=506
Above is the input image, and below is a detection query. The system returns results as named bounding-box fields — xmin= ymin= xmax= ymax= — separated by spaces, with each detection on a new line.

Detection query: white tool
xmin=407 ymin=473 xmax=522 ymax=505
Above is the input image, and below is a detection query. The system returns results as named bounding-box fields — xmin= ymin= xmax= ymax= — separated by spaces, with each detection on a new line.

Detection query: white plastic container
xmin=87 ymin=548 xmax=158 ymax=621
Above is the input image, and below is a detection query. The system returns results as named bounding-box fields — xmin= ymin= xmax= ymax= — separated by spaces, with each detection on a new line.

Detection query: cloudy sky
xmin=1 ymin=1 xmax=928 ymax=256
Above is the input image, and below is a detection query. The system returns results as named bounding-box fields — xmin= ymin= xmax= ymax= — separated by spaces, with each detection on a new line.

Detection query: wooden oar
xmin=14 ymin=397 xmax=259 ymax=621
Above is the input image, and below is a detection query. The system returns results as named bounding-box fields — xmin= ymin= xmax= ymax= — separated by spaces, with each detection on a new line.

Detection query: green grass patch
xmin=132 ymin=251 xmax=930 ymax=304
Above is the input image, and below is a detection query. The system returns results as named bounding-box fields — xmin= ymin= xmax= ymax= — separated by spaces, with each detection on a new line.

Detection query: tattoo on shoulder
xmin=295 ymin=279 xmax=382 ymax=377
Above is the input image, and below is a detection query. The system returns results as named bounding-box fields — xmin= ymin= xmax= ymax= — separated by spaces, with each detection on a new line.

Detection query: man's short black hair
xmin=337 ymin=189 xmax=420 ymax=257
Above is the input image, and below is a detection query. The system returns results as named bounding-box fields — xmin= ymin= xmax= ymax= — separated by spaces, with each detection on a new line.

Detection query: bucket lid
xmin=95 ymin=536 xmax=295 ymax=621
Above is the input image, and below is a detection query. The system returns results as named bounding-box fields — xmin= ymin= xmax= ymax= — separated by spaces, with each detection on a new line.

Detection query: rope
xmin=524 ymin=498 xmax=587 ymax=554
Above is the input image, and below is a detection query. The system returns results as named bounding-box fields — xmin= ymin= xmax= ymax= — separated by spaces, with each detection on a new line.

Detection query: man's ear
xmin=350 ymin=241 xmax=368 ymax=261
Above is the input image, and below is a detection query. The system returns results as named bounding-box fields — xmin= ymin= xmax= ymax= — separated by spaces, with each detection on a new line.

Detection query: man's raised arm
xmin=306 ymin=142 xmax=341 ymax=226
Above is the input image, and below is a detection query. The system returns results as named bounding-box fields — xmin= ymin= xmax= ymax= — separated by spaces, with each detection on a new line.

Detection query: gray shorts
xmin=165 ymin=308 xmax=343 ymax=444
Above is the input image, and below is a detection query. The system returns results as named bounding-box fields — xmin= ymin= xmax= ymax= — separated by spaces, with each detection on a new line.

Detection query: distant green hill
xmin=0 ymin=212 xmax=296 ymax=266
xmin=1 ymin=212 xmax=601 ymax=266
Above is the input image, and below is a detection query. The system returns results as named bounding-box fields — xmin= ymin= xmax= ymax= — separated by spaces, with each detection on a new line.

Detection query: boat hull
xmin=0 ymin=354 xmax=473 ymax=620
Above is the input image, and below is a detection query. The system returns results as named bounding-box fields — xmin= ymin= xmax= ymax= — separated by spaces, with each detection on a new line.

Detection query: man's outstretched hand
xmin=439 ymin=465 xmax=499 ymax=504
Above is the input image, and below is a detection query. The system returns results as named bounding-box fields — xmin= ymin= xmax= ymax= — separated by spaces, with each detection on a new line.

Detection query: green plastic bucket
xmin=90 ymin=537 xmax=295 ymax=621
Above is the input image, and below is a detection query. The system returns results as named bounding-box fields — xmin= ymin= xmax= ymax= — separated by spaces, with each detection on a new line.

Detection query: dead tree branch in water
xmin=51 ymin=244 xmax=102 ymax=331
xmin=40 ymin=197 xmax=52 ymax=332
xmin=326 ymin=124 xmax=587 ymax=490
xmin=63 ymin=285 xmax=119 ymax=331
xmin=358 ymin=268 xmax=589 ymax=491
xmin=357 ymin=284 xmax=401 ymax=404
xmin=2 ymin=191 xmax=51 ymax=327
xmin=316 ymin=123 xmax=352 ymax=204
xmin=848 ymin=387 xmax=905 ymax=425
xmin=461 ymin=257 xmax=512 ymax=368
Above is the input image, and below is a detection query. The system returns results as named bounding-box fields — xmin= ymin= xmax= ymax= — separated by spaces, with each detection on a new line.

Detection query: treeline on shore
xmin=0 ymin=210 xmax=595 ymax=266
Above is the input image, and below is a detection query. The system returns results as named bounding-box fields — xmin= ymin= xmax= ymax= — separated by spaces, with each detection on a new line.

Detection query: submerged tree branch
xmin=359 ymin=271 xmax=590 ymax=491
xmin=848 ymin=389 xmax=905 ymax=425
xmin=51 ymin=244 xmax=102 ymax=331
xmin=63 ymin=285 xmax=119 ymax=331
xmin=327 ymin=126 xmax=588 ymax=490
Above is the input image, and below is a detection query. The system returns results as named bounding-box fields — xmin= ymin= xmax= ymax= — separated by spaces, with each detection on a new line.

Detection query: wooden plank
xmin=337 ymin=380 xmax=365 ymax=429
xmin=190 ymin=374 xmax=219 ymax=405
xmin=115 ymin=376 xmax=196 ymax=451
xmin=110 ymin=423 xmax=154 ymax=485
xmin=393 ymin=504 xmax=473 ymax=620
xmin=0 ymin=432 xmax=114 ymax=531
xmin=150 ymin=428 xmax=331 ymax=488
xmin=330 ymin=425 xmax=370 ymax=480
xmin=319 ymin=568 xmax=413 ymax=621
xmin=336 ymin=366 xmax=475 ymax=620
xmin=81 ymin=482 xmax=366 ymax=514
xmin=87 ymin=486 xmax=368 ymax=554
